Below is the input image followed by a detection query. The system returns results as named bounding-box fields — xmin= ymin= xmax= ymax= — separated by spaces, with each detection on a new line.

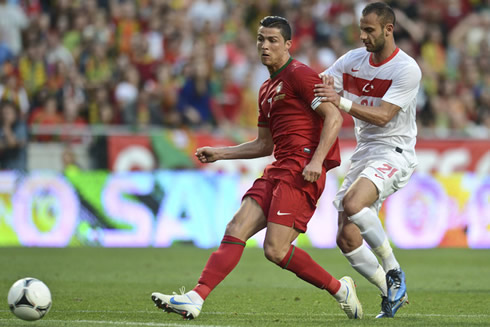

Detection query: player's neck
xmin=372 ymin=42 xmax=397 ymax=65
xmin=267 ymin=55 xmax=292 ymax=76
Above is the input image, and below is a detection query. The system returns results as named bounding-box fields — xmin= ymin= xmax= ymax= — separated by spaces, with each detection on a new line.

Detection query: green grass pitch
xmin=0 ymin=247 xmax=489 ymax=326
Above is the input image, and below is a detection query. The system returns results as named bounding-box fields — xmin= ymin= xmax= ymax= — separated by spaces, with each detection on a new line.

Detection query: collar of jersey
xmin=270 ymin=57 xmax=293 ymax=79
xmin=369 ymin=47 xmax=400 ymax=67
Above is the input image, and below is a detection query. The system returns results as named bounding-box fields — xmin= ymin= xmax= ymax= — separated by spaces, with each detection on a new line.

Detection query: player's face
xmin=359 ymin=13 xmax=387 ymax=53
xmin=257 ymin=26 xmax=291 ymax=71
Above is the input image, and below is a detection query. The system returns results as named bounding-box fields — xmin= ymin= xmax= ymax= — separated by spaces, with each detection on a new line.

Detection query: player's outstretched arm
xmin=302 ymin=102 xmax=342 ymax=182
xmin=195 ymin=127 xmax=274 ymax=163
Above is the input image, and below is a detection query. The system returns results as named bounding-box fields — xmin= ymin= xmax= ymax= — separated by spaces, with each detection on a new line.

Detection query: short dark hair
xmin=259 ymin=16 xmax=292 ymax=41
xmin=362 ymin=2 xmax=396 ymax=28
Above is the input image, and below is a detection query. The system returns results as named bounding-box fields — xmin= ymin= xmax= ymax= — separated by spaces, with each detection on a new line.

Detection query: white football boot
xmin=151 ymin=287 xmax=203 ymax=320
xmin=338 ymin=276 xmax=364 ymax=319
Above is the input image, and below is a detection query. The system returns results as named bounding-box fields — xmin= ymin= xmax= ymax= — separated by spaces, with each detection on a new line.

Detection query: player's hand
xmin=195 ymin=146 xmax=220 ymax=163
xmin=302 ymin=161 xmax=322 ymax=182
xmin=314 ymin=84 xmax=340 ymax=107
xmin=319 ymin=74 xmax=334 ymax=86
xmin=314 ymin=75 xmax=340 ymax=107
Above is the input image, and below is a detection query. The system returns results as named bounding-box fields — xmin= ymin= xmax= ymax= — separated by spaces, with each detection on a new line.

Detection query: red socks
xmin=193 ymin=238 xmax=340 ymax=300
xmin=193 ymin=235 xmax=246 ymax=300
xmin=279 ymin=245 xmax=341 ymax=295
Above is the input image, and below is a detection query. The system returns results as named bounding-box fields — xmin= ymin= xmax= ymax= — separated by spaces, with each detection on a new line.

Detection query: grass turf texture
xmin=0 ymin=247 xmax=489 ymax=327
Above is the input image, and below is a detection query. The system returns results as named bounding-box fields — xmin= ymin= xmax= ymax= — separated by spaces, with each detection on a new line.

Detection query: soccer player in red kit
xmin=151 ymin=16 xmax=363 ymax=321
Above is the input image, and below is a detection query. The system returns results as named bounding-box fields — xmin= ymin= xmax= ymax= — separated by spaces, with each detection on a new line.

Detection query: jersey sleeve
xmin=290 ymin=65 xmax=323 ymax=111
xmin=258 ymin=111 xmax=268 ymax=127
xmin=382 ymin=62 xmax=421 ymax=111
xmin=322 ymin=51 xmax=349 ymax=93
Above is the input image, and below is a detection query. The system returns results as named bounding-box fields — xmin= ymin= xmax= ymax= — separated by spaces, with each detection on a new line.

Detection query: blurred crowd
xmin=0 ymin=0 xmax=489 ymax=151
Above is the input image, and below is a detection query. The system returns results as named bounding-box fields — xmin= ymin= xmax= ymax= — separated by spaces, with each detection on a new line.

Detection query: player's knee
xmin=336 ymin=221 xmax=363 ymax=253
xmin=342 ymin=197 xmax=363 ymax=217
xmin=336 ymin=232 xmax=357 ymax=253
xmin=263 ymin=244 xmax=284 ymax=264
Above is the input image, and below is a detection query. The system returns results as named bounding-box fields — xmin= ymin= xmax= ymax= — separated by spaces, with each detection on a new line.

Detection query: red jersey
xmin=258 ymin=58 xmax=341 ymax=173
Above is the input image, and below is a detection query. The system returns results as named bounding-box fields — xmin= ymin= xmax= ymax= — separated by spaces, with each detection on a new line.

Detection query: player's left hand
xmin=302 ymin=161 xmax=322 ymax=182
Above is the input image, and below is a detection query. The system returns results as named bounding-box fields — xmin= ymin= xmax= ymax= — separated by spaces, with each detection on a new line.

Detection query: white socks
xmin=333 ymin=279 xmax=348 ymax=301
xmin=368 ymin=265 xmax=388 ymax=296
xmin=348 ymin=207 xmax=400 ymax=271
xmin=348 ymin=207 xmax=386 ymax=248
xmin=186 ymin=290 xmax=204 ymax=304
xmin=343 ymin=244 xmax=388 ymax=296
xmin=373 ymin=238 xmax=400 ymax=272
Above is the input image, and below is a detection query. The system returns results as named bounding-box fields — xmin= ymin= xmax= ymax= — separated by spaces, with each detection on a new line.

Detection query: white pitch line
xmin=402 ymin=313 xmax=490 ymax=318
xmin=0 ymin=319 xmax=230 ymax=327
xmin=1 ymin=311 xmax=489 ymax=319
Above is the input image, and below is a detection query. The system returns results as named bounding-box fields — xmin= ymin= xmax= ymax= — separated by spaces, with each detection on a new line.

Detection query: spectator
xmin=83 ymin=42 xmax=113 ymax=90
xmin=62 ymin=10 xmax=88 ymax=60
xmin=177 ymin=58 xmax=215 ymax=127
xmin=421 ymin=25 xmax=446 ymax=75
xmin=25 ymin=12 xmax=53 ymax=55
xmin=212 ymin=65 xmax=242 ymax=127
xmin=46 ymin=60 xmax=68 ymax=94
xmin=0 ymin=0 xmax=483 ymax=140
xmin=0 ymin=0 xmax=28 ymax=56
xmin=87 ymin=87 xmax=110 ymax=124
xmin=0 ymin=72 xmax=29 ymax=117
xmin=115 ymin=64 xmax=139 ymax=125
xmin=18 ymin=41 xmax=47 ymax=97
xmin=45 ymin=31 xmax=74 ymax=69
xmin=60 ymin=98 xmax=87 ymax=143
xmin=86 ymin=10 xmax=113 ymax=47
xmin=53 ymin=64 xmax=85 ymax=113
xmin=187 ymin=0 xmax=226 ymax=33
xmin=148 ymin=63 xmax=181 ymax=127
xmin=28 ymin=95 xmax=63 ymax=142
xmin=0 ymin=100 xmax=27 ymax=171
xmin=112 ymin=0 xmax=140 ymax=55
xmin=290 ymin=2 xmax=316 ymax=54
xmin=129 ymin=33 xmax=158 ymax=83
xmin=144 ymin=12 xmax=164 ymax=61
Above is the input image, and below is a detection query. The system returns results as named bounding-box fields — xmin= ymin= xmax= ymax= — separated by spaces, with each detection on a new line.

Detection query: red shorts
xmin=243 ymin=164 xmax=326 ymax=233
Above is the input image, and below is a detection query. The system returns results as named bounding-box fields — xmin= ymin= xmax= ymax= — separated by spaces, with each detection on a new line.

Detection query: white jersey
xmin=324 ymin=47 xmax=421 ymax=166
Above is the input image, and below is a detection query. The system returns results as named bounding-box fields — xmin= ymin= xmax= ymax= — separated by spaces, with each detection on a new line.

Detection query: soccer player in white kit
xmin=314 ymin=2 xmax=421 ymax=318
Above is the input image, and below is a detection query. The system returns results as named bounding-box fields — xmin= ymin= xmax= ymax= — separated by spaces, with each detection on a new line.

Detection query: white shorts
xmin=334 ymin=150 xmax=415 ymax=214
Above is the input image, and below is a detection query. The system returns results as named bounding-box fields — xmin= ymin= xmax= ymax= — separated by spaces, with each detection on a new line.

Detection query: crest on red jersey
xmin=276 ymin=82 xmax=283 ymax=93
xmin=273 ymin=82 xmax=285 ymax=101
